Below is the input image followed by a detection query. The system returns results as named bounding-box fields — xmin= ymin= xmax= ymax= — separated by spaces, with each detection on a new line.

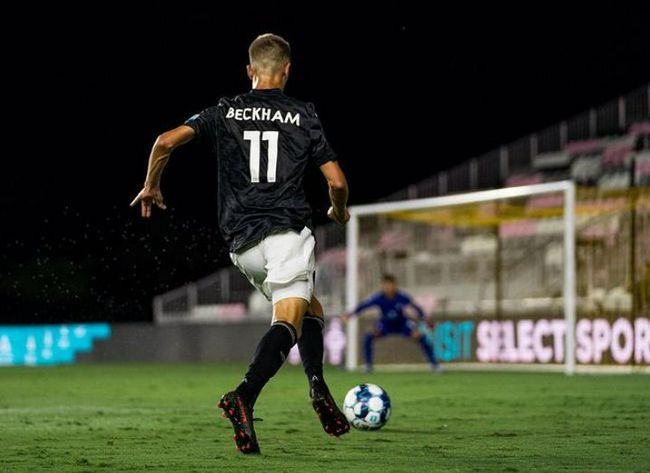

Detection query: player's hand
xmin=130 ymin=185 xmax=166 ymax=218
xmin=328 ymin=206 xmax=350 ymax=225
xmin=340 ymin=313 xmax=351 ymax=324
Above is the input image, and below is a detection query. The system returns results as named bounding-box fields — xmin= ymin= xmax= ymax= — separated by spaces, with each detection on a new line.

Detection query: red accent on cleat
xmin=310 ymin=381 xmax=350 ymax=438
xmin=218 ymin=391 xmax=261 ymax=454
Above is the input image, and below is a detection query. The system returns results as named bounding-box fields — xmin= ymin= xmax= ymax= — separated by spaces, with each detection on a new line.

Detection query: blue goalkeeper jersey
xmin=353 ymin=292 xmax=424 ymax=327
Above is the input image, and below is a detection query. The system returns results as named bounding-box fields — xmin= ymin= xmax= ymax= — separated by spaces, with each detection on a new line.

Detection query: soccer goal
xmin=345 ymin=181 xmax=579 ymax=374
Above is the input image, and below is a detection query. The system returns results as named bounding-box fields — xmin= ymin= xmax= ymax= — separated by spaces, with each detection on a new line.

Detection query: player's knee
xmin=272 ymin=317 xmax=301 ymax=340
xmin=308 ymin=296 xmax=325 ymax=320
xmin=273 ymin=297 xmax=309 ymax=338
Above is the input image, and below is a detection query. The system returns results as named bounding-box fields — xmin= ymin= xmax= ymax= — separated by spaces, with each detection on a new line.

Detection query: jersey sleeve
xmin=184 ymin=105 xmax=219 ymax=149
xmin=306 ymin=103 xmax=337 ymax=167
xmin=402 ymin=294 xmax=425 ymax=319
xmin=353 ymin=293 xmax=381 ymax=315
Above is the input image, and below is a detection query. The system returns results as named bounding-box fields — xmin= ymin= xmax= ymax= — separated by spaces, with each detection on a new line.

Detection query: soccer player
xmin=342 ymin=274 xmax=440 ymax=373
xmin=131 ymin=33 xmax=350 ymax=453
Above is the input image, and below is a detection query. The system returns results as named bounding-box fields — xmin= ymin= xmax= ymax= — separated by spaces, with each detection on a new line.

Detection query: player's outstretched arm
xmin=130 ymin=125 xmax=196 ymax=218
xmin=341 ymin=294 xmax=380 ymax=323
xmin=405 ymin=296 xmax=426 ymax=320
xmin=319 ymin=161 xmax=349 ymax=224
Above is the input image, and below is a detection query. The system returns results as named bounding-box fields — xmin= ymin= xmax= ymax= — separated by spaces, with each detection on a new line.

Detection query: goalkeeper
xmin=342 ymin=274 xmax=441 ymax=372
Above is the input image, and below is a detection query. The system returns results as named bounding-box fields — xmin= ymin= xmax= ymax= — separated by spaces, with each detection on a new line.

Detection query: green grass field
xmin=1 ymin=364 xmax=648 ymax=472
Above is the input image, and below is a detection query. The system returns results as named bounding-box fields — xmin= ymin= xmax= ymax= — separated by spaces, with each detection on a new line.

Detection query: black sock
xmin=236 ymin=322 xmax=297 ymax=407
xmin=298 ymin=315 xmax=325 ymax=390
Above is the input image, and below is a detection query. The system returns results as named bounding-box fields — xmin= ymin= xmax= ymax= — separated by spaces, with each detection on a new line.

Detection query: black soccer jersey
xmin=185 ymin=89 xmax=336 ymax=253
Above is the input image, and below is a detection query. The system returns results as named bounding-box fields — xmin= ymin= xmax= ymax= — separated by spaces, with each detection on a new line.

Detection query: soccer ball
xmin=343 ymin=383 xmax=391 ymax=430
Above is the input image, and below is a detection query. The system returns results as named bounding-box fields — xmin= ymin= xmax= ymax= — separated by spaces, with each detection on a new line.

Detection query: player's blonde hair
xmin=248 ymin=33 xmax=291 ymax=75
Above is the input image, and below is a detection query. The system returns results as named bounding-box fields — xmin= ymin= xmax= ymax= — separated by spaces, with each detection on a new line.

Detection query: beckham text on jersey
xmin=225 ymin=107 xmax=300 ymax=126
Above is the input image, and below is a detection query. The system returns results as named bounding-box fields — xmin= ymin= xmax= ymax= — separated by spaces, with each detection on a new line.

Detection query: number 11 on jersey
xmin=244 ymin=130 xmax=279 ymax=183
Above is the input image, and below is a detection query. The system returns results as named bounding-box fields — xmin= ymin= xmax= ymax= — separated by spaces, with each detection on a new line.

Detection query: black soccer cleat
xmin=218 ymin=391 xmax=260 ymax=454
xmin=310 ymin=379 xmax=350 ymax=437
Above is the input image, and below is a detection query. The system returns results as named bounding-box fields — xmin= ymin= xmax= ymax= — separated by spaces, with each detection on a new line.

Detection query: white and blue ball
xmin=343 ymin=383 xmax=391 ymax=430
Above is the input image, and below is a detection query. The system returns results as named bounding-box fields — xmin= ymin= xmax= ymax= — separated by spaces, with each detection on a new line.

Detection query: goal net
xmin=345 ymin=181 xmax=650 ymax=374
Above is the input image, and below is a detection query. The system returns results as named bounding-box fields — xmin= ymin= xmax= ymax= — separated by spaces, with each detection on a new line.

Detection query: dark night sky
xmin=1 ymin=5 xmax=649 ymax=323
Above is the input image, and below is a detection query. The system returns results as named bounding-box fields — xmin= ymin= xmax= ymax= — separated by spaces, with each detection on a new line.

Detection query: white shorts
xmin=230 ymin=227 xmax=315 ymax=305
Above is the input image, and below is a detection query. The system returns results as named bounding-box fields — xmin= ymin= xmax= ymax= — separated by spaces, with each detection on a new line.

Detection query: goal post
xmin=345 ymin=181 xmax=578 ymax=374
